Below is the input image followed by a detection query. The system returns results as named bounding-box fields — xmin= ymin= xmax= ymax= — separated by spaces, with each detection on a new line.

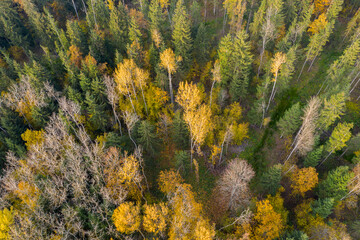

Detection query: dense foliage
xmin=0 ymin=0 xmax=360 ymax=239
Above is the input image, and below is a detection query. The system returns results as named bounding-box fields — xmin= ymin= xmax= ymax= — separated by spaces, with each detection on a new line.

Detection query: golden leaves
xmin=290 ymin=167 xmax=319 ymax=197
xmin=112 ymin=202 xmax=140 ymax=234
xmin=308 ymin=14 xmax=328 ymax=35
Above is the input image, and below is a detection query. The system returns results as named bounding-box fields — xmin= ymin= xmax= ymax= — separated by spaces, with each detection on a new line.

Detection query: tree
xmin=112 ymin=202 xmax=141 ymax=234
xmin=311 ymin=198 xmax=334 ymax=219
xmin=216 ymin=158 xmax=255 ymax=212
xmin=286 ymin=97 xmax=321 ymax=161
xmin=304 ymin=145 xmax=324 ymax=167
xmin=252 ymin=199 xmax=284 ymax=240
xmin=320 ymin=122 xmax=353 ymax=165
xmin=317 ymin=166 xmax=354 ymax=201
xmin=160 ymin=48 xmax=181 ymax=105
xmin=277 ymin=102 xmax=303 ymax=137
xmin=260 ymin=164 xmax=282 ymax=195
xmin=218 ymin=31 xmax=253 ymax=101
xmin=143 ymin=203 xmax=169 ymax=236
xmin=193 ymin=218 xmax=216 ymax=239
xmin=266 ymin=52 xmax=287 ymax=111
xmin=0 ymin=207 xmax=13 ymax=240
xmin=290 ymin=167 xmax=319 ymax=197
xmin=108 ymin=0 xmax=128 ymax=55
xmin=20 ymin=129 xmax=44 ymax=150
xmin=172 ymin=0 xmax=192 ymax=66
xmin=136 ymin=120 xmax=158 ymax=155
xmin=223 ymin=0 xmax=247 ymax=33
xmin=314 ymin=0 xmax=331 ymax=15
xmin=317 ymin=92 xmax=346 ymax=130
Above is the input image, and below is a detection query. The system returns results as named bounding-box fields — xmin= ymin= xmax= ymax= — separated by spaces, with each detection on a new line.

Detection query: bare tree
xmin=216 ymin=158 xmax=255 ymax=212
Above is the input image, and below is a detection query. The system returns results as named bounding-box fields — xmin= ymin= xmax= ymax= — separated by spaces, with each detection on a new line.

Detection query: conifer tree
xmin=136 ymin=120 xmax=158 ymax=155
xmin=311 ymin=198 xmax=334 ymax=219
xmin=277 ymin=102 xmax=303 ymax=137
xmin=317 ymin=166 xmax=353 ymax=201
xmin=304 ymin=145 xmax=324 ymax=167
xmin=108 ymin=0 xmax=128 ymax=55
xmin=172 ymin=0 xmax=192 ymax=66
xmin=317 ymin=92 xmax=346 ymax=130
xmin=320 ymin=122 xmax=353 ymax=165
xmin=260 ymin=164 xmax=282 ymax=195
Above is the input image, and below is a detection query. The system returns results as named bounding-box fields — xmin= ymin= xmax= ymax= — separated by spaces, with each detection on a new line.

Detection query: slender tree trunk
xmin=81 ymin=0 xmax=88 ymax=15
xmin=297 ymin=58 xmax=308 ymax=81
xmin=0 ymin=125 xmax=7 ymax=133
xmin=350 ymin=77 xmax=360 ymax=93
xmin=266 ymin=72 xmax=278 ymax=112
xmin=90 ymin=0 xmax=98 ymax=30
xmin=246 ymin=10 xmax=252 ymax=33
xmin=223 ymin=9 xmax=227 ymax=34
xmin=209 ymin=80 xmax=216 ymax=107
xmin=285 ymin=141 xmax=299 ymax=163
xmin=219 ymin=131 xmax=228 ymax=165
xmin=307 ymin=55 xmax=317 ymax=71
xmin=204 ymin=0 xmax=207 ymax=21
xmin=112 ymin=107 xmax=123 ymax=136
xmin=168 ymin=68 xmax=174 ymax=105
xmin=71 ymin=0 xmax=79 ymax=19
xmin=318 ymin=150 xmax=333 ymax=166
xmin=257 ymin=39 xmax=266 ymax=78
xmin=139 ymin=85 xmax=148 ymax=116
xmin=125 ymin=85 xmax=137 ymax=115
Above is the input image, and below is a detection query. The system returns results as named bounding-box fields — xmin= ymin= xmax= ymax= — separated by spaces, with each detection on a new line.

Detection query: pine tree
xmin=317 ymin=166 xmax=353 ymax=201
xmin=311 ymin=198 xmax=334 ymax=219
xmin=277 ymin=102 xmax=303 ymax=137
xmin=172 ymin=0 xmax=192 ymax=66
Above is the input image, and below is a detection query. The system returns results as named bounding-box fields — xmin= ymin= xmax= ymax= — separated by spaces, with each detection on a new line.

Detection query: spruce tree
xmin=136 ymin=120 xmax=159 ymax=155
xmin=304 ymin=145 xmax=323 ymax=167
xmin=172 ymin=0 xmax=192 ymax=67
xmin=311 ymin=198 xmax=334 ymax=219
xmin=277 ymin=102 xmax=302 ymax=137
xmin=317 ymin=166 xmax=353 ymax=201
xmin=108 ymin=1 xmax=128 ymax=55
xmin=260 ymin=164 xmax=282 ymax=195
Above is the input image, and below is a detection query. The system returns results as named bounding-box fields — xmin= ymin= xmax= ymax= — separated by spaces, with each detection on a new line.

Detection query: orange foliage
xmin=290 ymin=167 xmax=319 ymax=197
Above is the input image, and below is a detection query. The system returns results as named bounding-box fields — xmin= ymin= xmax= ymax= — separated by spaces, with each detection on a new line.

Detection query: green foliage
xmin=172 ymin=0 xmax=192 ymax=66
xmin=276 ymin=102 xmax=302 ymax=137
xmin=317 ymin=166 xmax=354 ymax=201
xmin=218 ymin=31 xmax=253 ymax=101
xmin=260 ymin=164 xmax=282 ymax=195
xmin=136 ymin=120 xmax=159 ymax=155
xmin=326 ymin=122 xmax=353 ymax=153
xmin=318 ymin=92 xmax=346 ymax=130
xmin=172 ymin=111 xmax=190 ymax=149
xmin=278 ymin=230 xmax=309 ymax=240
xmin=311 ymin=198 xmax=334 ymax=219
xmin=304 ymin=145 xmax=323 ymax=167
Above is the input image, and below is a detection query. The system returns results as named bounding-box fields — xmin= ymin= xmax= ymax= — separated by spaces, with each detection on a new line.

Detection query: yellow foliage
xmin=0 ymin=207 xmax=14 ymax=240
xmin=68 ymin=45 xmax=83 ymax=68
xmin=290 ymin=167 xmax=319 ymax=197
xmin=294 ymin=200 xmax=324 ymax=233
xmin=21 ymin=129 xmax=45 ymax=150
xmin=176 ymin=81 xmax=203 ymax=112
xmin=210 ymin=145 xmax=221 ymax=165
xmin=160 ymin=48 xmax=178 ymax=74
xmin=193 ymin=218 xmax=216 ymax=240
xmin=107 ymin=0 xmax=115 ymax=11
xmin=15 ymin=181 xmax=39 ymax=210
xmin=252 ymin=199 xmax=284 ymax=240
xmin=271 ymin=52 xmax=286 ymax=81
xmin=232 ymin=123 xmax=249 ymax=145
xmin=158 ymin=170 xmax=183 ymax=194
xmin=266 ymin=190 xmax=288 ymax=227
xmin=112 ymin=202 xmax=140 ymax=234
xmin=314 ymin=0 xmax=331 ymax=15
xmin=143 ymin=203 xmax=169 ymax=235
xmin=145 ymin=84 xmax=169 ymax=121
xmin=308 ymin=14 xmax=328 ymax=35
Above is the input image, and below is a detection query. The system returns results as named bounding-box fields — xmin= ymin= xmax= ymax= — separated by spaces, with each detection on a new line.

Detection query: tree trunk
xmin=266 ymin=72 xmax=278 ymax=112
xmin=140 ymin=85 xmax=148 ymax=116
xmin=257 ymin=39 xmax=266 ymax=78
xmin=209 ymin=80 xmax=216 ymax=107
xmin=307 ymin=55 xmax=317 ymax=72
xmin=297 ymin=58 xmax=308 ymax=81
xmin=71 ymin=0 xmax=79 ymax=19
xmin=90 ymin=0 xmax=98 ymax=30
xmin=168 ymin=69 xmax=174 ymax=105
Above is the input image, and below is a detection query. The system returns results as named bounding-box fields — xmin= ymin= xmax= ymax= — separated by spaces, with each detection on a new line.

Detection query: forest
xmin=1 ymin=0 xmax=360 ymax=239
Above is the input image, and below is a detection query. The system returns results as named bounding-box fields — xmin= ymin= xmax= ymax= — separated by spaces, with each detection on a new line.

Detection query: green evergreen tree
xmin=317 ymin=92 xmax=346 ymax=130
xmin=149 ymin=0 xmax=164 ymax=31
xmin=304 ymin=145 xmax=323 ymax=167
xmin=136 ymin=120 xmax=159 ymax=155
xmin=218 ymin=31 xmax=253 ymax=101
xmin=260 ymin=164 xmax=282 ymax=195
xmin=277 ymin=102 xmax=302 ymax=137
xmin=172 ymin=111 xmax=190 ymax=149
xmin=108 ymin=1 xmax=128 ymax=55
xmin=279 ymin=230 xmax=309 ymax=240
xmin=66 ymin=20 xmax=89 ymax=55
xmin=172 ymin=0 xmax=192 ymax=66
xmin=317 ymin=166 xmax=354 ymax=201
xmin=311 ymin=198 xmax=334 ymax=219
